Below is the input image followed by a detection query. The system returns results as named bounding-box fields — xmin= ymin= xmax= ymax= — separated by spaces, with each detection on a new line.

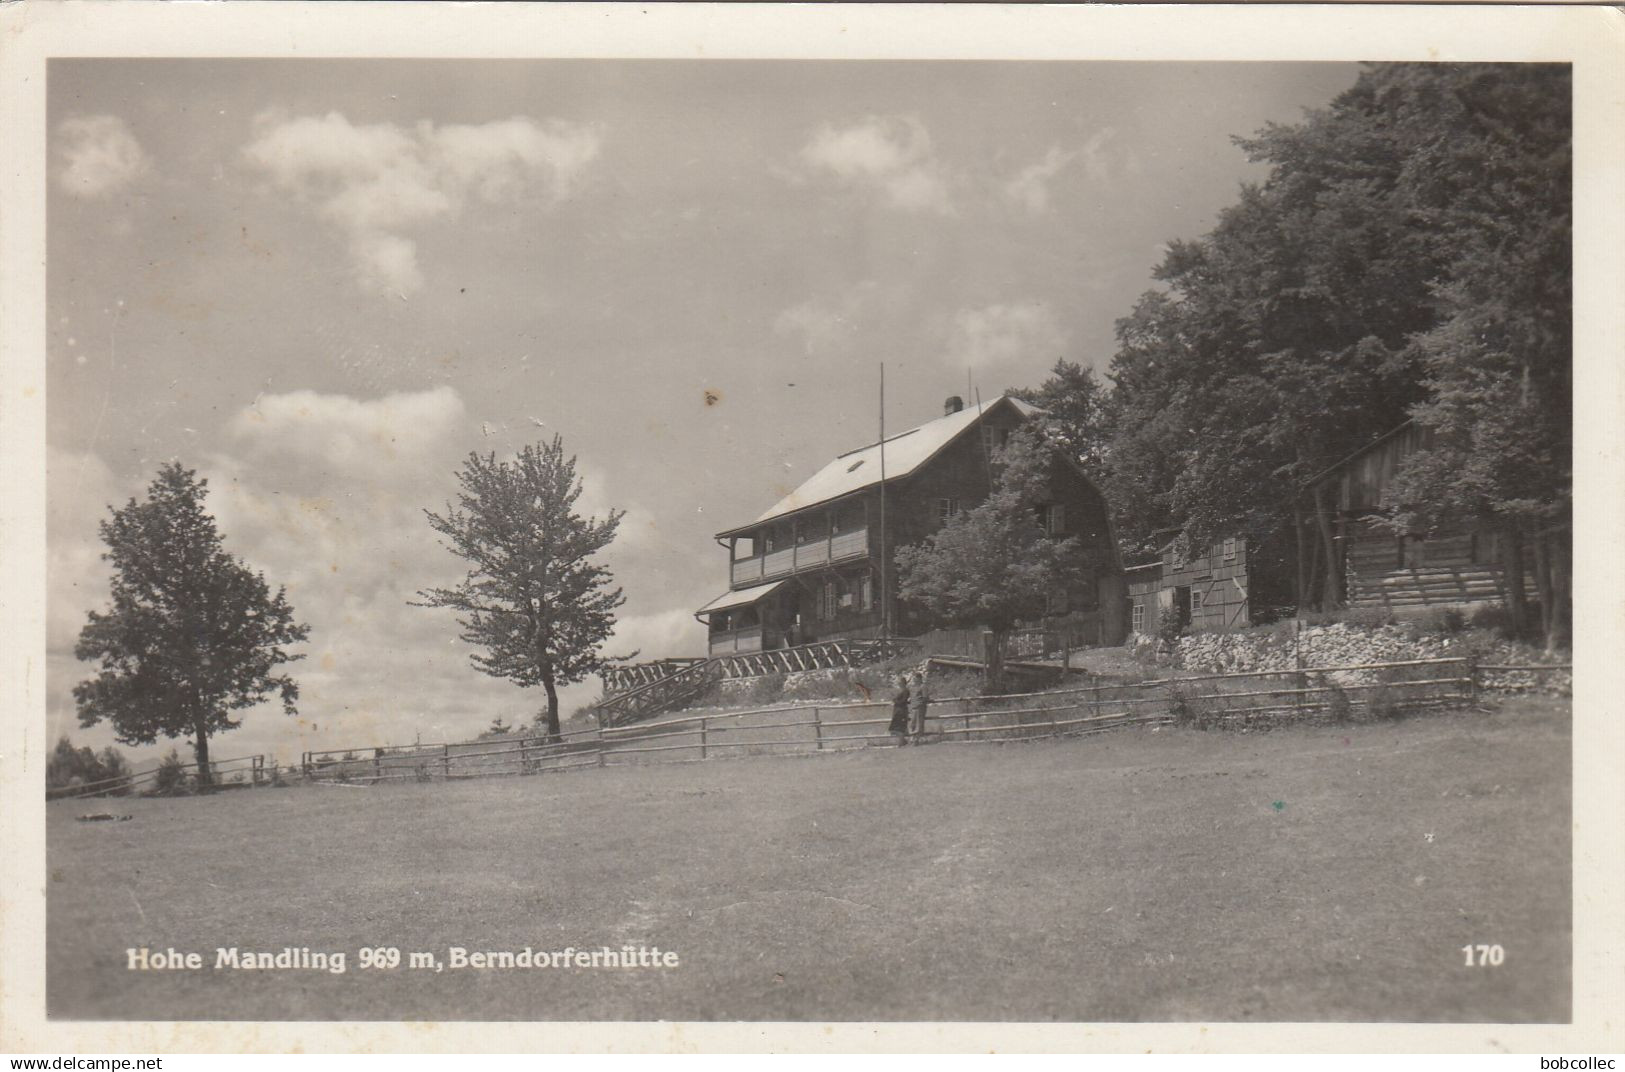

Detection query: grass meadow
xmin=47 ymin=697 xmax=1570 ymax=1022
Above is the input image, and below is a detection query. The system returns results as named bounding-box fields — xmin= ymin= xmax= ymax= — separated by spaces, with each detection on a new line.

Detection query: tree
xmin=1370 ymin=64 xmax=1572 ymax=648
xmin=895 ymin=428 xmax=1087 ymax=691
xmin=1093 ymin=63 xmax=1568 ymax=634
xmin=417 ymin=436 xmax=628 ymax=740
xmin=74 ymin=463 xmax=309 ymax=786
xmin=1008 ymin=359 xmax=1111 ymax=470
xmin=45 ymin=735 xmax=132 ymax=797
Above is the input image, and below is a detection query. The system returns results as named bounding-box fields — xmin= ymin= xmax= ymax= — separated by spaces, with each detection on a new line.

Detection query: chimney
xmin=943 ymin=395 xmax=964 ymax=416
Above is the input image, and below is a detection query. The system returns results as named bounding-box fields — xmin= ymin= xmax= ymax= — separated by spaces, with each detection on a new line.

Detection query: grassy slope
xmin=46 ymin=698 xmax=1569 ymax=1022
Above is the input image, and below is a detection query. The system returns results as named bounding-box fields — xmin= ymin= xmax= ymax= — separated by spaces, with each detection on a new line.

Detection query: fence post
xmin=597 ymin=731 xmax=607 ymax=767
xmin=1465 ymin=655 xmax=1478 ymax=707
xmin=442 ymin=744 xmax=451 ymax=780
xmin=252 ymin=755 xmax=264 ymax=787
xmin=812 ymin=708 xmax=823 ymax=751
xmin=700 ymin=718 xmax=709 ymax=759
xmin=373 ymin=748 xmax=382 ymax=782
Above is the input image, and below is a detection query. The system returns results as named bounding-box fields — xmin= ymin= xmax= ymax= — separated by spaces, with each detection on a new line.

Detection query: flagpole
xmin=878 ymin=363 xmax=889 ymax=637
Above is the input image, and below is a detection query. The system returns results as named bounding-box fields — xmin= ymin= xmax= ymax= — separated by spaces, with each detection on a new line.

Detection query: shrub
xmin=744 ymin=672 xmax=786 ymax=705
xmin=151 ymin=748 xmax=191 ymax=796
xmin=1425 ymin=607 xmax=1468 ymax=635
xmin=1299 ymin=606 xmax=1396 ymax=629
xmin=1323 ymin=679 xmax=1354 ymax=724
xmin=1156 ymin=613 xmax=1186 ymax=649
xmin=926 ymin=668 xmax=989 ymax=702
xmin=1342 ymin=606 xmax=1399 ymax=629
xmin=1363 ymin=683 xmax=1405 ymax=721
xmin=1166 ymin=684 xmax=1221 ymax=730
xmin=1469 ymin=602 xmax=1515 ymax=638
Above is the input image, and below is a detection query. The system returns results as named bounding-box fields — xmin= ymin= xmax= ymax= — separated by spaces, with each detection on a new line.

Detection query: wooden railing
xmin=593 ymin=635 xmax=921 ymax=726
xmin=301 ymin=656 xmax=1502 ymax=788
xmin=714 ymin=636 xmax=918 ymax=679
xmin=730 ymin=527 xmax=868 ymax=587
xmin=592 ymin=657 xmax=726 ymax=727
xmin=47 ymin=753 xmax=272 ymax=801
xmin=600 ymin=657 xmax=709 ymax=695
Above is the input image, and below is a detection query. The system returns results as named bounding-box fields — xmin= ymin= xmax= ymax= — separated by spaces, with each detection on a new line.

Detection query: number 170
xmin=1462 ymin=943 xmax=1505 ymax=966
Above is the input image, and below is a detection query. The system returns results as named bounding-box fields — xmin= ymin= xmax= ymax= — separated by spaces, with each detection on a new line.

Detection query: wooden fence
xmin=47 ymin=753 xmax=273 ymax=801
xmin=297 ymin=656 xmax=1565 ymax=787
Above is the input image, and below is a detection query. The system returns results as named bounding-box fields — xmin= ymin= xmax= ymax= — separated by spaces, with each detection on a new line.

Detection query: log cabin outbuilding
xmin=697 ymin=394 xmax=1128 ymax=655
xmin=1300 ymin=419 xmax=1537 ymax=612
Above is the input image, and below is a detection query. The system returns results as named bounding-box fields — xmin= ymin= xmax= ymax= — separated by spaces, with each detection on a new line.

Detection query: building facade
xmin=697 ymin=394 xmax=1128 ymax=655
xmin=1302 ymin=420 xmax=1536 ymax=612
xmin=1126 ymin=534 xmax=1255 ymax=638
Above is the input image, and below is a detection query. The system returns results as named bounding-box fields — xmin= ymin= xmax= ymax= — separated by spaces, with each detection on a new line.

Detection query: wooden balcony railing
xmin=730 ymin=526 xmax=869 ymax=588
xmin=708 ymin=625 xmax=764 ymax=656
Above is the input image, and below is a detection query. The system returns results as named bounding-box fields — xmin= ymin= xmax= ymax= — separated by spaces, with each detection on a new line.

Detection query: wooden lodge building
xmin=697 ymin=394 xmax=1129 ymax=656
xmin=1301 ymin=419 xmax=1538 ymax=613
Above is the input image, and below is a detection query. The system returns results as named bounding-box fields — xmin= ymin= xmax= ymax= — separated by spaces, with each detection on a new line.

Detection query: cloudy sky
xmin=47 ymin=58 xmax=1359 ymax=767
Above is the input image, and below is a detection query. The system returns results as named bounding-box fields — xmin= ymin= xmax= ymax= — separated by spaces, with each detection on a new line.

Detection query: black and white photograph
xmin=2 ymin=1 xmax=1620 ymax=1055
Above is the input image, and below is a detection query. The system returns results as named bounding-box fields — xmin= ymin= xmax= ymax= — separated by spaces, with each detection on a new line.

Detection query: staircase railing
xmin=593 ymin=658 xmax=725 ymax=728
xmin=593 ymin=636 xmax=921 ymax=726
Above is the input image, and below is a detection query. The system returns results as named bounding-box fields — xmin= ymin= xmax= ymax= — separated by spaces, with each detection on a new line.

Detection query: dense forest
xmin=1012 ymin=63 xmax=1571 ymax=643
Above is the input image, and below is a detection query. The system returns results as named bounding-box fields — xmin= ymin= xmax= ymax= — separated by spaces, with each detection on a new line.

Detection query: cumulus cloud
xmin=798 ymin=115 xmax=953 ymax=215
xmin=241 ymin=112 xmax=602 ymax=295
xmin=227 ymin=385 xmax=467 ymax=485
xmin=773 ymin=282 xmax=883 ymax=356
xmin=946 ymin=302 xmax=1068 ymax=371
xmin=1003 ymin=129 xmax=1136 ymax=214
xmin=1004 ymin=146 xmax=1077 ymax=215
xmin=55 ymin=115 xmax=150 ymax=199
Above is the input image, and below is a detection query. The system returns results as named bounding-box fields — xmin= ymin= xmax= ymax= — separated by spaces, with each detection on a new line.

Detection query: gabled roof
xmin=1302 ymin=418 xmax=1418 ymax=490
xmin=716 ymin=395 xmax=1041 ymax=538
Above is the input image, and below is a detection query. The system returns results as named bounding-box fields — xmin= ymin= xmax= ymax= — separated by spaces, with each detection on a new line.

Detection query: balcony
xmin=708 ymin=624 xmax=764 ymax=656
xmin=730 ymin=527 xmax=868 ymax=588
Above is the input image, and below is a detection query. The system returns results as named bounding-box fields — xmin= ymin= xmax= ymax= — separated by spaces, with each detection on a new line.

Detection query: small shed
xmin=1127 ymin=533 xmax=1252 ymax=636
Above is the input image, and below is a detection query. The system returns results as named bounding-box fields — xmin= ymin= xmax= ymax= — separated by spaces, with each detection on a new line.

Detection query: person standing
xmin=888 ymin=674 xmax=911 ymax=741
xmin=908 ymin=668 xmax=930 ymax=740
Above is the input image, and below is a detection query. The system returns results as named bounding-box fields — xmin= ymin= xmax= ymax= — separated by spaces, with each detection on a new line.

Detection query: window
xmin=1037 ymin=504 xmax=1066 ymax=535
xmin=859 ymin=575 xmax=873 ymax=610
xmin=819 ymin=581 xmax=839 ymax=621
xmin=936 ymin=498 xmax=960 ymax=525
xmin=1190 ymin=589 xmax=1204 ymax=615
xmin=1223 ymin=537 xmax=1238 ymax=563
xmin=981 ymin=424 xmax=1011 ymax=456
xmin=1132 ymin=603 xmax=1145 ymax=633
